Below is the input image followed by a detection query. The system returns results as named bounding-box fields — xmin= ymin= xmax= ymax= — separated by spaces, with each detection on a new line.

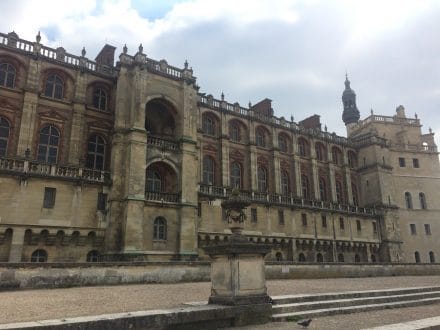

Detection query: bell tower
xmin=342 ymin=74 xmax=360 ymax=136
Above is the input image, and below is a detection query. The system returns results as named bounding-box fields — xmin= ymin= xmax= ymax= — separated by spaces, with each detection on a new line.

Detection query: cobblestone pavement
xmin=0 ymin=275 xmax=439 ymax=326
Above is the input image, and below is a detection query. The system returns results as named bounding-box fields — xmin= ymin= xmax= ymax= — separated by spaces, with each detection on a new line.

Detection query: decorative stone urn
xmin=203 ymin=189 xmax=272 ymax=310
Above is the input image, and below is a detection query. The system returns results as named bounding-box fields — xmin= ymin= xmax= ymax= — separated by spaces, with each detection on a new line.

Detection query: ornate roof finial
xmin=429 ymin=127 xmax=433 ymax=134
xmin=36 ymin=31 xmax=41 ymax=43
xmin=81 ymin=47 xmax=86 ymax=57
xmin=184 ymin=59 xmax=188 ymax=69
xmin=325 ymin=125 xmax=328 ymax=132
xmin=221 ymin=92 xmax=224 ymax=101
xmin=123 ymin=44 xmax=127 ymax=54
xmin=138 ymin=43 xmax=143 ymax=53
xmin=415 ymin=113 xmax=418 ymax=119
xmin=248 ymin=101 xmax=252 ymax=108
xmin=291 ymin=115 xmax=294 ymax=122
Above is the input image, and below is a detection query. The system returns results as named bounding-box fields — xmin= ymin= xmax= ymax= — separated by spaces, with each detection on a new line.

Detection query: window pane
xmin=37 ymin=146 xmax=47 ymax=161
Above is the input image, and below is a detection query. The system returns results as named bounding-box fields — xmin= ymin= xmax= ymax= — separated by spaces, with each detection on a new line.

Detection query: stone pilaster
xmin=293 ymin=155 xmax=302 ymax=197
xmin=16 ymin=92 xmax=38 ymax=157
xmin=67 ymin=103 xmax=86 ymax=165
xmin=312 ymin=159 xmax=319 ymax=199
xmin=249 ymin=145 xmax=257 ymax=191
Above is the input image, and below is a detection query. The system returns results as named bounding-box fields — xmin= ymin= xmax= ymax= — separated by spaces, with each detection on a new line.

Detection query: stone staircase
xmin=271 ymin=286 xmax=440 ymax=322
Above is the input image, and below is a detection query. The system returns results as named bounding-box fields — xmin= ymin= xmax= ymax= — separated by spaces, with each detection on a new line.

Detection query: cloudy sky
xmin=1 ymin=0 xmax=439 ymax=143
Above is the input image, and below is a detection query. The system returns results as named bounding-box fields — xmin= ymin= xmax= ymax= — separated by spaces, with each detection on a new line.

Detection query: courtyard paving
xmin=0 ymin=275 xmax=439 ymax=328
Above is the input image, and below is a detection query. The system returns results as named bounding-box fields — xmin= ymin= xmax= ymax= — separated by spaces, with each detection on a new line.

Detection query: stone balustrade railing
xmin=198 ymin=184 xmax=376 ymax=216
xmin=147 ymin=136 xmax=180 ymax=151
xmin=353 ymin=114 xmax=420 ymax=132
xmin=0 ymin=157 xmax=110 ymax=183
xmin=144 ymin=191 xmax=181 ymax=203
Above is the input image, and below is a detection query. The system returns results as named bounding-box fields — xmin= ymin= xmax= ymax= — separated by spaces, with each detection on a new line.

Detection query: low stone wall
xmin=0 ymin=262 xmax=439 ymax=290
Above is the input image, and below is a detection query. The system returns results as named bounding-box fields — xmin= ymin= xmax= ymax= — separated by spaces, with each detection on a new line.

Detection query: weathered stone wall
xmin=1 ymin=262 xmax=439 ymax=290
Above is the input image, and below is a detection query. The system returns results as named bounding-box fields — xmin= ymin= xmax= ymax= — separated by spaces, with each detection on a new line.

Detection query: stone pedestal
xmin=204 ymin=236 xmax=272 ymax=306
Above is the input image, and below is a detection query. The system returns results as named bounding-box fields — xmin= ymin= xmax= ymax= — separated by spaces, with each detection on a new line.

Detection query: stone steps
xmin=271 ymin=286 xmax=440 ymax=322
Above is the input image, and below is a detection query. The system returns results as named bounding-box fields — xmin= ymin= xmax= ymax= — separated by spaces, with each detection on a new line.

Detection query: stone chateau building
xmin=0 ymin=31 xmax=438 ymax=264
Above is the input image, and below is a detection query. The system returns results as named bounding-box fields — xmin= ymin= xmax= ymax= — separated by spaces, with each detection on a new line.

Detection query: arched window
xmin=153 ymin=217 xmax=167 ymax=240
xmin=278 ymin=134 xmax=288 ymax=153
xmin=415 ymin=251 xmax=421 ymax=263
xmin=335 ymin=180 xmax=343 ymax=204
xmin=44 ymin=74 xmax=64 ymax=99
xmin=419 ymin=192 xmax=427 ymax=209
xmin=0 ymin=116 xmax=10 ymax=157
xmin=332 ymin=147 xmax=342 ymax=165
xmin=275 ymin=252 xmax=283 ymax=261
xmin=301 ymin=175 xmax=310 ymax=199
xmin=256 ymin=128 xmax=265 ymax=147
xmin=230 ymin=122 xmax=240 ymax=142
xmin=352 ymin=184 xmax=358 ymax=206
xmin=298 ymin=138 xmax=308 ymax=157
xmin=371 ymin=254 xmax=376 ymax=263
xmin=315 ymin=143 xmax=325 ymax=161
xmin=202 ymin=115 xmax=215 ymax=136
xmin=31 ymin=249 xmax=48 ymax=262
xmin=429 ymin=251 xmax=435 ymax=263
xmin=230 ymin=162 xmax=242 ymax=189
xmin=146 ymin=169 xmax=162 ymax=192
xmin=298 ymin=253 xmax=306 ymax=262
xmin=280 ymin=170 xmax=289 ymax=195
xmin=86 ymin=250 xmax=99 ymax=262
xmin=338 ymin=253 xmax=344 ymax=262
xmin=0 ymin=63 xmax=16 ymax=88
xmin=257 ymin=166 xmax=267 ymax=192
xmin=37 ymin=125 xmax=60 ymax=164
xmin=405 ymin=192 xmax=413 ymax=209
xmin=316 ymin=253 xmax=324 ymax=262
xmin=354 ymin=254 xmax=360 ymax=263
xmin=86 ymin=135 xmax=106 ymax=170
xmin=202 ymin=156 xmax=215 ymax=185
xmin=93 ymin=88 xmax=107 ymax=111
xmin=319 ymin=178 xmax=327 ymax=201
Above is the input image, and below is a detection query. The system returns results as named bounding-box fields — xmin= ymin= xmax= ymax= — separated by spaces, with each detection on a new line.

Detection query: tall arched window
xmin=202 ymin=156 xmax=215 ymax=185
xmin=319 ymin=178 xmax=327 ymax=201
xmin=280 ymin=170 xmax=289 ymax=195
xmin=0 ymin=63 xmax=16 ymax=88
xmin=256 ymin=128 xmax=265 ymax=147
xmin=86 ymin=135 xmax=106 ymax=170
xmin=44 ymin=74 xmax=64 ymax=99
xmin=93 ymin=88 xmax=107 ymax=111
xmin=278 ymin=134 xmax=288 ymax=153
xmin=419 ymin=192 xmax=427 ymax=209
xmin=146 ymin=169 xmax=162 ymax=192
xmin=414 ymin=251 xmax=421 ymax=263
xmin=298 ymin=138 xmax=308 ymax=157
xmin=230 ymin=162 xmax=241 ymax=189
xmin=429 ymin=251 xmax=435 ymax=263
xmin=202 ymin=115 xmax=215 ymax=136
xmin=332 ymin=147 xmax=342 ymax=165
xmin=230 ymin=122 xmax=240 ymax=142
xmin=31 ymin=249 xmax=48 ymax=262
xmin=153 ymin=217 xmax=167 ymax=240
xmin=0 ymin=116 xmax=10 ymax=157
xmin=405 ymin=192 xmax=413 ymax=209
xmin=301 ymin=175 xmax=309 ymax=199
xmin=257 ymin=166 xmax=267 ymax=192
xmin=315 ymin=143 xmax=325 ymax=161
xmin=335 ymin=180 xmax=343 ymax=204
xmin=37 ymin=125 xmax=60 ymax=164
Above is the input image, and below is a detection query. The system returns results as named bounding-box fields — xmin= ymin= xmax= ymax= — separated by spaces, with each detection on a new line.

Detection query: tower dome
xmin=342 ymin=75 xmax=360 ymax=125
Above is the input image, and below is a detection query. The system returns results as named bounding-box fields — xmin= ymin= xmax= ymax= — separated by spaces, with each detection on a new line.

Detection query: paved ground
xmin=0 ymin=275 xmax=439 ymax=328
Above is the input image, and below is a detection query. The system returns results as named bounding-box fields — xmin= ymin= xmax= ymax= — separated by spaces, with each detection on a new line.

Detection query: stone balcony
xmin=0 ymin=157 xmax=111 ymax=184
xmin=198 ymin=184 xmax=376 ymax=217
xmin=144 ymin=191 xmax=181 ymax=204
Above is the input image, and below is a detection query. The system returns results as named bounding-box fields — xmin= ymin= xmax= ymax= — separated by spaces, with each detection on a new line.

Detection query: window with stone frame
xmin=410 ymin=223 xmax=417 ymax=235
xmin=278 ymin=134 xmax=288 ymax=153
xmin=413 ymin=158 xmax=419 ymax=168
xmin=352 ymin=183 xmax=359 ymax=206
xmin=153 ymin=217 xmax=167 ymax=240
xmin=202 ymin=155 xmax=215 ymax=185
xmin=280 ymin=170 xmax=289 ymax=196
xmin=348 ymin=150 xmax=358 ymax=168
xmin=298 ymin=138 xmax=308 ymax=157
xmin=301 ymin=174 xmax=310 ymax=199
xmin=86 ymin=250 xmax=99 ymax=262
xmin=332 ymin=146 xmax=343 ymax=165
xmin=257 ymin=166 xmax=268 ymax=192
xmin=321 ymin=215 xmax=327 ymax=228
xmin=415 ymin=251 xmax=421 ymax=263
xmin=278 ymin=210 xmax=285 ymax=225
xmin=44 ymin=74 xmax=64 ymax=99
xmin=146 ymin=169 xmax=162 ymax=192
xmin=202 ymin=114 xmax=216 ymax=136
xmin=339 ymin=217 xmax=345 ymax=230
xmin=419 ymin=192 xmax=427 ymax=209
xmin=229 ymin=122 xmax=241 ymax=142
xmin=230 ymin=162 xmax=242 ymax=189
xmin=315 ymin=142 xmax=326 ymax=161
xmin=43 ymin=187 xmax=56 ymax=209
xmin=251 ymin=208 xmax=257 ymax=223
xmin=399 ymin=157 xmax=406 ymax=167
xmin=356 ymin=219 xmax=361 ymax=231
xmin=335 ymin=180 xmax=343 ymax=204
xmin=0 ymin=63 xmax=16 ymax=88
xmin=0 ymin=116 xmax=10 ymax=157
xmin=86 ymin=134 xmax=106 ymax=170
xmin=405 ymin=192 xmax=413 ymax=209
xmin=31 ymin=249 xmax=48 ymax=262
xmin=424 ymin=224 xmax=431 ymax=235
xmin=255 ymin=128 xmax=266 ymax=147
xmin=93 ymin=88 xmax=107 ymax=111
xmin=319 ymin=177 xmax=327 ymax=201
xmin=37 ymin=125 xmax=60 ymax=164
xmin=372 ymin=221 xmax=377 ymax=234
xmin=301 ymin=213 xmax=307 ymax=227
xmin=97 ymin=192 xmax=107 ymax=211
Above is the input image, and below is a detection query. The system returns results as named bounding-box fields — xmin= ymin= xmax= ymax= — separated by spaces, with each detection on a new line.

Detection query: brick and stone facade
xmin=0 ymin=31 xmax=438 ymax=263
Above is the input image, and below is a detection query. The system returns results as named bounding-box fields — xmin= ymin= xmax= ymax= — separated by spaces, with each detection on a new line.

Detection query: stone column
xmin=345 ymin=169 xmax=353 ymax=204
xmin=293 ymin=155 xmax=302 ymax=197
xmin=329 ymin=163 xmax=337 ymax=202
xmin=273 ymin=152 xmax=281 ymax=194
xmin=249 ymin=145 xmax=257 ymax=191
xmin=312 ymin=159 xmax=320 ymax=199
xmin=8 ymin=227 xmax=25 ymax=262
